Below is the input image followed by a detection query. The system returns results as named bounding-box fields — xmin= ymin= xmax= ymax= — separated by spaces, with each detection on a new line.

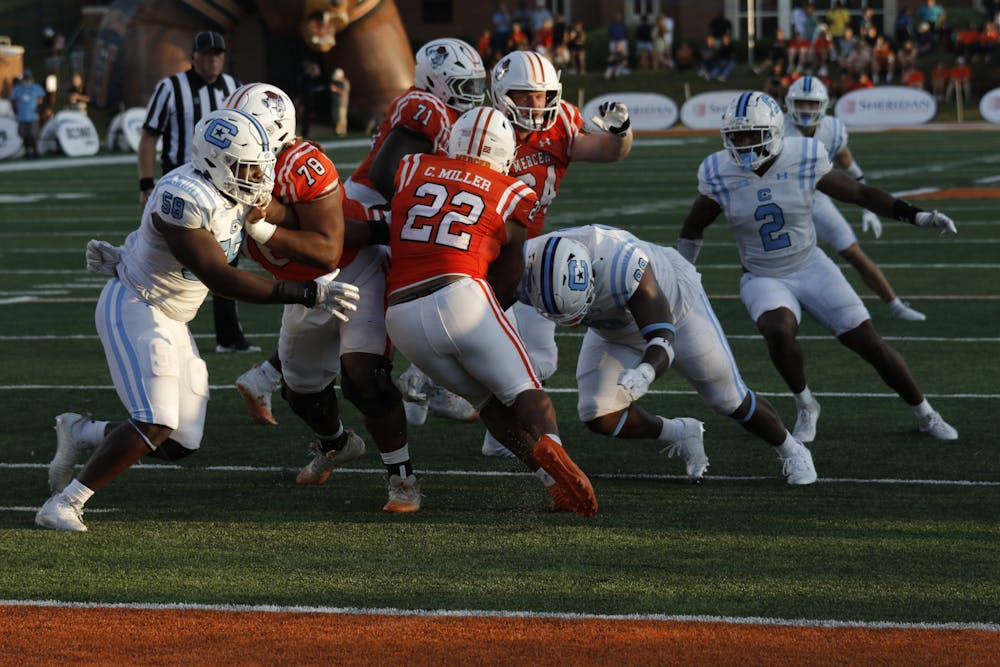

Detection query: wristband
xmin=139 ymin=177 xmax=155 ymax=191
xmin=273 ymin=281 xmax=317 ymax=307
xmin=645 ymin=336 xmax=675 ymax=369
xmin=246 ymin=220 xmax=277 ymax=244
xmin=612 ymin=116 xmax=631 ymax=136
xmin=677 ymin=238 xmax=703 ymax=264
xmin=892 ymin=199 xmax=922 ymax=224
xmin=844 ymin=162 xmax=864 ymax=182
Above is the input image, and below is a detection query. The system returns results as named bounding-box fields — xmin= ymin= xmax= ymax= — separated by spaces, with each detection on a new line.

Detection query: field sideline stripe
xmin=0 ymin=384 xmax=995 ymax=398
xmin=0 ymin=599 xmax=995 ymax=631
xmin=2 ymin=463 xmax=995 ymax=486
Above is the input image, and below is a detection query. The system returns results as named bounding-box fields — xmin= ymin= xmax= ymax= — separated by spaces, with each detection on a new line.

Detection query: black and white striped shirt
xmin=141 ymin=69 xmax=240 ymax=173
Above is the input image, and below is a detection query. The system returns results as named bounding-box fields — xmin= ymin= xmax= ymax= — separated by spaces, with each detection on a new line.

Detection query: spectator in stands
xmin=846 ymin=32 xmax=873 ymax=75
xmin=492 ymin=3 xmax=512 ymax=55
xmin=530 ymin=0 xmax=552 ymax=38
xmin=508 ymin=22 xmax=530 ymax=51
xmin=789 ymin=29 xmax=812 ymax=74
xmin=915 ymin=20 xmax=937 ymax=55
xmin=709 ymin=10 xmax=733 ymax=39
xmin=66 ymin=71 xmax=90 ymax=114
xmin=763 ymin=60 xmax=791 ymax=99
xmin=655 ymin=13 xmax=675 ymax=69
xmin=803 ymin=3 xmax=820 ymax=41
xmin=604 ymin=40 xmax=629 ymax=79
xmin=328 ymin=67 xmax=349 ymax=136
xmin=853 ymin=72 xmax=875 ymax=90
xmin=931 ymin=61 xmax=949 ymax=99
xmin=955 ymin=21 xmax=981 ymax=62
xmin=858 ymin=6 xmax=879 ymax=38
xmin=917 ymin=0 xmax=946 ymax=48
xmin=945 ymin=56 xmax=971 ymax=103
xmin=870 ymin=35 xmax=896 ymax=83
xmin=477 ymin=27 xmax=493 ymax=65
xmin=608 ymin=13 xmax=628 ymax=63
xmin=827 ymin=2 xmax=852 ymax=53
xmin=533 ymin=17 xmax=554 ymax=55
xmin=896 ymin=38 xmax=919 ymax=71
xmin=981 ymin=21 xmax=999 ymax=62
xmin=901 ymin=64 xmax=926 ymax=89
xmin=636 ymin=15 xmax=655 ymax=70
xmin=895 ymin=5 xmax=915 ymax=45
xmin=706 ymin=34 xmax=736 ymax=82
xmin=552 ymin=14 xmax=567 ymax=51
xmin=792 ymin=1 xmax=808 ymax=39
xmin=836 ymin=26 xmax=860 ymax=71
xmin=811 ymin=25 xmax=833 ymax=76
xmin=675 ymin=40 xmax=695 ymax=71
xmin=754 ymin=26 xmax=789 ymax=75
xmin=697 ymin=35 xmax=718 ymax=79
xmin=10 ymin=69 xmax=45 ymax=159
xmin=567 ymin=20 xmax=587 ymax=74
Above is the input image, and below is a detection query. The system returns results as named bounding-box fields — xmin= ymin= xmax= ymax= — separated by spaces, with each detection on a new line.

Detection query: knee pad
xmin=283 ymin=381 xmax=339 ymax=424
xmin=341 ymin=357 xmax=401 ymax=417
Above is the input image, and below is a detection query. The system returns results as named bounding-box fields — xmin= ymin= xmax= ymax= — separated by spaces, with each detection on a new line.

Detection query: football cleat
xmin=234 ymin=364 xmax=281 ymax=426
xmin=890 ymin=299 xmax=927 ymax=322
xmin=294 ymin=431 xmax=366 ymax=485
xmin=481 ymin=431 xmax=518 ymax=459
xmin=35 ymin=494 xmax=87 ymax=532
xmin=918 ymin=411 xmax=958 ymax=440
xmin=660 ymin=418 xmax=709 ymax=480
xmin=383 ymin=474 xmax=422 ymax=513
xmin=780 ymin=443 xmax=818 ymax=485
xmin=533 ymin=437 xmax=597 ymax=517
xmin=403 ymin=399 xmax=429 ymax=427
xmin=49 ymin=413 xmax=98 ymax=494
xmin=428 ymin=386 xmax=479 ymax=422
xmin=792 ymin=399 xmax=821 ymax=443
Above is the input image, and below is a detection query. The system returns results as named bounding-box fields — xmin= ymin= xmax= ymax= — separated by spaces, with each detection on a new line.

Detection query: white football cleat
xmin=235 ymin=364 xmax=281 ymax=426
xmin=792 ymin=399 xmax=821 ymax=443
xmin=481 ymin=431 xmax=518 ymax=458
xmin=35 ymin=494 xmax=88 ymax=532
xmin=383 ymin=474 xmax=421 ymax=513
xmin=918 ymin=411 xmax=958 ymax=440
xmin=660 ymin=418 xmax=709 ymax=480
xmin=780 ymin=443 xmax=818 ymax=485
xmin=403 ymin=400 xmax=429 ymax=427
xmin=294 ymin=431 xmax=367 ymax=485
xmin=428 ymin=386 xmax=479 ymax=422
xmin=49 ymin=413 xmax=98 ymax=495
xmin=890 ymin=299 xmax=927 ymax=322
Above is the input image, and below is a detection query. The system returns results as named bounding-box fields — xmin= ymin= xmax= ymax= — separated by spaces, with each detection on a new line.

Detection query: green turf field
xmin=0 ymin=130 xmax=997 ymax=625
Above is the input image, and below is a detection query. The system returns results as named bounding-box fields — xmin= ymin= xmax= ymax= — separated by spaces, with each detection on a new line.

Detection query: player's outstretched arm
xmin=818 ymin=171 xmax=957 ymax=236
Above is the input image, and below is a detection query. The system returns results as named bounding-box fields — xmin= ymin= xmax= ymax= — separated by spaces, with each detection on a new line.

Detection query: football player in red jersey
xmin=384 ymin=107 xmax=597 ymax=517
xmin=227 ymin=83 xmax=420 ymax=513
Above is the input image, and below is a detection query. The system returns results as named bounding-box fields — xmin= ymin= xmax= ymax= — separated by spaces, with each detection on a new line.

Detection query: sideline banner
xmin=107 ymin=107 xmax=153 ymax=152
xmin=679 ymin=90 xmax=742 ymax=130
xmin=0 ymin=116 xmax=22 ymax=159
xmin=582 ymin=92 xmax=678 ymax=131
xmin=979 ymin=87 xmax=1000 ymax=124
xmin=39 ymin=111 xmax=100 ymax=157
xmin=834 ymin=86 xmax=936 ymax=127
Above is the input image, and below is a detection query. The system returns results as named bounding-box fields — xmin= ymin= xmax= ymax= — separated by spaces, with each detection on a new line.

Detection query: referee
xmin=137 ymin=30 xmax=260 ymax=353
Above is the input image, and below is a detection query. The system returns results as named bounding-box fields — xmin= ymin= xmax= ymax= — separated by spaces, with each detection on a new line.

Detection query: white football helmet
xmin=224 ymin=82 xmax=296 ymax=153
xmin=524 ymin=236 xmax=595 ymax=327
xmin=721 ymin=91 xmax=785 ymax=172
xmin=192 ymin=108 xmax=276 ymax=207
xmin=414 ymin=38 xmax=486 ymax=113
xmin=491 ymin=50 xmax=562 ymax=132
xmin=448 ymin=107 xmax=517 ymax=174
xmin=785 ymin=76 xmax=829 ymax=128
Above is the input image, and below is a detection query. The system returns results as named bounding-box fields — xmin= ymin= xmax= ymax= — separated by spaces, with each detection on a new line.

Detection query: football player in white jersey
xmin=784 ymin=76 xmax=926 ymax=321
xmin=36 ymin=108 xmax=361 ymax=532
xmin=677 ymin=91 xmax=958 ymax=445
xmin=518 ymin=225 xmax=817 ymax=485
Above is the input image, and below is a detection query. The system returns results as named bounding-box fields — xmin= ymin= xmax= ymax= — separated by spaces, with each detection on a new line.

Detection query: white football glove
xmin=861 ymin=210 xmax=883 ymax=239
xmin=590 ymin=102 xmax=631 ymax=136
xmin=914 ymin=210 xmax=957 ymax=236
xmin=396 ymin=365 xmax=431 ymax=403
xmin=617 ymin=362 xmax=656 ymax=403
xmin=85 ymin=240 xmax=122 ymax=275
xmin=312 ymin=269 xmax=361 ymax=321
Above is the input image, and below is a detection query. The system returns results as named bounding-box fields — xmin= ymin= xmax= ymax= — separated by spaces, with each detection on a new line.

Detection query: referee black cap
xmin=193 ymin=31 xmax=226 ymax=54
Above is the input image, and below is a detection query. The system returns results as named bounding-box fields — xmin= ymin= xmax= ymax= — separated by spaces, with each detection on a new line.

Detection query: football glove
xmin=617 ymin=362 xmax=656 ymax=403
xmin=861 ymin=210 xmax=882 ymax=239
xmin=85 ymin=240 xmax=122 ymax=275
xmin=590 ymin=102 xmax=631 ymax=136
xmin=914 ymin=210 xmax=957 ymax=236
xmin=396 ymin=365 xmax=431 ymax=403
xmin=312 ymin=269 xmax=361 ymax=321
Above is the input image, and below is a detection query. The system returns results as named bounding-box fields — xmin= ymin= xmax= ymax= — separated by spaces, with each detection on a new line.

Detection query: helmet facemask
xmin=193 ymin=109 xmax=276 ymax=207
xmin=721 ymin=92 xmax=785 ymax=172
xmin=491 ymin=51 xmax=562 ymax=132
xmin=785 ymin=76 xmax=829 ymax=128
